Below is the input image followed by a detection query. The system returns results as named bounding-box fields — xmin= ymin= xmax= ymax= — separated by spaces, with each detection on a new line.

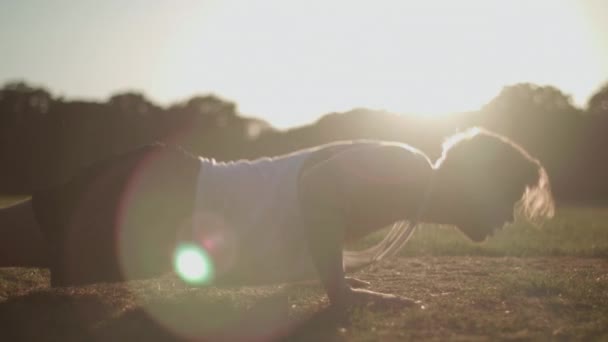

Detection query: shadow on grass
xmin=0 ymin=288 xmax=346 ymax=342
xmin=100 ymin=303 xmax=345 ymax=342
xmin=0 ymin=290 xmax=114 ymax=341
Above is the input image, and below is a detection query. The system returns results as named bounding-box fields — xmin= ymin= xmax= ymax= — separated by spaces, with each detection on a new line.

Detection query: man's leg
xmin=0 ymin=199 xmax=49 ymax=268
xmin=31 ymin=144 xmax=200 ymax=287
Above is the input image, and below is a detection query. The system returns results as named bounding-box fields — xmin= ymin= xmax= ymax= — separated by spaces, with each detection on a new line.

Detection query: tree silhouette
xmin=1 ymin=80 xmax=607 ymax=203
xmin=587 ymin=82 xmax=608 ymax=116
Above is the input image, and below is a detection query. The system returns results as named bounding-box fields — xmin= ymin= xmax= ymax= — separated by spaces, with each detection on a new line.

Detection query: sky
xmin=1 ymin=0 xmax=607 ymax=129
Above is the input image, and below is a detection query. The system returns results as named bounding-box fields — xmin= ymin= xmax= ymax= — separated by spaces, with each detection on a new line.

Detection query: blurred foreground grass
xmin=1 ymin=257 xmax=606 ymax=341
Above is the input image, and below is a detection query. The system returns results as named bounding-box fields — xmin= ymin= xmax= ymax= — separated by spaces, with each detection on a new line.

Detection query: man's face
xmin=457 ymin=202 xmax=515 ymax=243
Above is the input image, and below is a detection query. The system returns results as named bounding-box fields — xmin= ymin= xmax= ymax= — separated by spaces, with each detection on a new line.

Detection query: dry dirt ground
xmin=0 ymin=256 xmax=607 ymax=342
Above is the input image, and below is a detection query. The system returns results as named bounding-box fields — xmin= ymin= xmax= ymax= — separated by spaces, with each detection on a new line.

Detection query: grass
xmin=348 ymin=206 xmax=608 ymax=258
xmin=0 ymin=199 xmax=607 ymax=341
xmin=1 ymin=257 xmax=606 ymax=341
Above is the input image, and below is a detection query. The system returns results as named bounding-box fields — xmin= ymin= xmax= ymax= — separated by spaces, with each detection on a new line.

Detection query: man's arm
xmin=302 ymin=198 xmax=420 ymax=310
xmin=298 ymin=153 xmax=351 ymax=307
xmin=303 ymin=207 xmax=351 ymax=307
xmin=298 ymin=144 xmax=423 ymax=310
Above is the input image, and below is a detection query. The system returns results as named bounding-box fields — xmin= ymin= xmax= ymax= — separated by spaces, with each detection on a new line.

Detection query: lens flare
xmin=173 ymin=243 xmax=213 ymax=285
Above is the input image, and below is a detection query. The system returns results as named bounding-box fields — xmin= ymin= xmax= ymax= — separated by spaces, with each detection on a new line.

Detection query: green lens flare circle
xmin=173 ymin=243 xmax=214 ymax=285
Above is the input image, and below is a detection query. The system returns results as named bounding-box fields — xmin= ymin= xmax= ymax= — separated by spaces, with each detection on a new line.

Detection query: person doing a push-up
xmin=0 ymin=127 xmax=554 ymax=309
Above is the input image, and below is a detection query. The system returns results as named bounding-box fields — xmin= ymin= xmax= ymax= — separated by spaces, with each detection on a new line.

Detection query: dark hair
xmin=436 ymin=127 xmax=555 ymax=224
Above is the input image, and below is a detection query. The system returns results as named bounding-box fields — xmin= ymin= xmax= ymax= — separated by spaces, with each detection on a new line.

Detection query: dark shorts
xmin=31 ymin=144 xmax=200 ymax=286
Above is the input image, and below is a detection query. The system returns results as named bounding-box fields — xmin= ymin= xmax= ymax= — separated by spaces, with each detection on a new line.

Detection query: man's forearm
xmin=303 ymin=207 xmax=351 ymax=306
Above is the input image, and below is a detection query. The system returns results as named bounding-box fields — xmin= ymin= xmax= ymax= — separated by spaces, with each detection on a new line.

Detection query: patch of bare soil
xmin=0 ymin=257 xmax=606 ymax=341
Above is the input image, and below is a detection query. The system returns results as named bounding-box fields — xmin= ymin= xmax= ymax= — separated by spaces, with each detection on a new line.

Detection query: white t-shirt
xmin=193 ymin=149 xmax=318 ymax=284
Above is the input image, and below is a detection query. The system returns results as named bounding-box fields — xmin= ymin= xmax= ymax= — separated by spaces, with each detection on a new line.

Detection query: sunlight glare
xmin=170 ymin=0 xmax=602 ymax=128
xmin=173 ymin=243 xmax=213 ymax=285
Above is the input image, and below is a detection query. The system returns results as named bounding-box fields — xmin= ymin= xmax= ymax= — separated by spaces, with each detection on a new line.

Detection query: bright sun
xmin=166 ymin=0 xmax=601 ymax=127
xmin=3 ymin=1 xmax=605 ymax=128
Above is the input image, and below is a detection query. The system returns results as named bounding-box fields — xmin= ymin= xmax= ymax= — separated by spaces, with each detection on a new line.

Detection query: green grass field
xmin=400 ymin=207 xmax=608 ymax=258
xmin=0 ymin=201 xmax=607 ymax=341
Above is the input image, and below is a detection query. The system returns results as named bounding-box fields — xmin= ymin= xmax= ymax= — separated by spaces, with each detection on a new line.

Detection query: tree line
xmin=1 ymin=80 xmax=607 ymax=204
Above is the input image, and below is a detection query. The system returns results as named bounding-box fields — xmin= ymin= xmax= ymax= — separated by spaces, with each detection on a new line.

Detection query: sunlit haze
xmin=1 ymin=0 xmax=606 ymax=128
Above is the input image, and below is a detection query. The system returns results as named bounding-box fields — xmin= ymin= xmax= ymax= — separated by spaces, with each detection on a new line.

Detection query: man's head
xmin=430 ymin=127 xmax=555 ymax=242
